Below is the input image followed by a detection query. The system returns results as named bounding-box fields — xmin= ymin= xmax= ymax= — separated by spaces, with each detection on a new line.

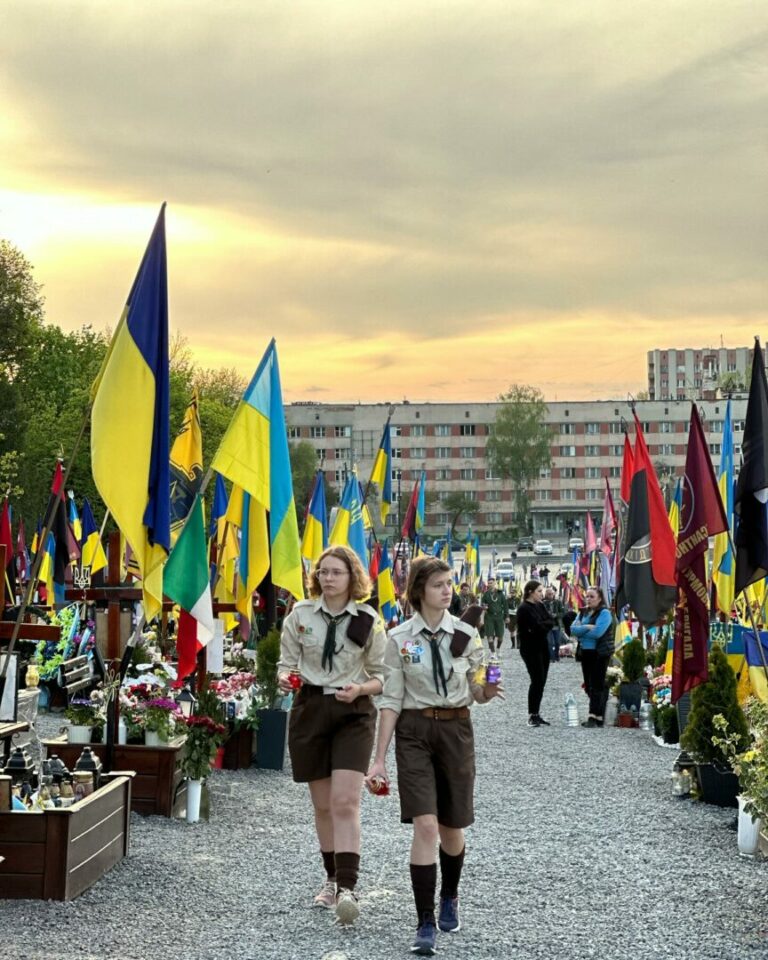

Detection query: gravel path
xmin=5 ymin=648 xmax=768 ymax=960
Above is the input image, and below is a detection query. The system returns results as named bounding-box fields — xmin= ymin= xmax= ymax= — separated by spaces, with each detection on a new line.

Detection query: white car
xmin=533 ymin=539 xmax=553 ymax=555
xmin=494 ymin=562 xmax=515 ymax=583
xmin=568 ymin=537 xmax=584 ymax=551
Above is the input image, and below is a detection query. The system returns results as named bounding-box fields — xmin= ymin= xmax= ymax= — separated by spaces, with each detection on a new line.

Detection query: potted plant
xmin=64 ymin=697 xmax=104 ymax=744
xmin=255 ymin=628 xmax=288 ymax=770
xmin=680 ymin=644 xmax=748 ymax=807
xmin=619 ymin=638 xmax=645 ymax=712
xmin=713 ymin=698 xmax=768 ymax=854
xmin=181 ymin=712 xmax=228 ymax=823
xmin=141 ymin=697 xmax=182 ymax=746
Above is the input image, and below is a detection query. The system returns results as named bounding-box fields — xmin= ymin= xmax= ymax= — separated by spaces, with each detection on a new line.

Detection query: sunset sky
xmin=1 ymin=2 xmax=765 ymax=402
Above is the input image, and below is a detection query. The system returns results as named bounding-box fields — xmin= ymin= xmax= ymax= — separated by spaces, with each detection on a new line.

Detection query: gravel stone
xmin=5 ymin=650 xmax=768 ymax=959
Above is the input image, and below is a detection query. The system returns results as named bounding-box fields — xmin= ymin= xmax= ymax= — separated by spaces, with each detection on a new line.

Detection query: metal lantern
xmin=177 ymin=687 xmax=197 ymax=719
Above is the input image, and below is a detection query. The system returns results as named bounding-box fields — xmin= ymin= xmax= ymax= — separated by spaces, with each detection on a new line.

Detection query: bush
xmin=621 ymin=639 xmax=646 ymax=683
xmin=256 ymin=628 xmax=282 ymax=709
xmin=653 ymin=630 xmax=669 ymax=669
xmin=680 ymin=644 xmax=748 ymax=766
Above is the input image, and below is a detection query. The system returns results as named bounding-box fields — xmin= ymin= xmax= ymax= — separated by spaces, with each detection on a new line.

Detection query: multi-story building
xmin=285 ymin=398 xmax=746 ymax=539
xmin=647 ymin=346 xmax=764 ymax=401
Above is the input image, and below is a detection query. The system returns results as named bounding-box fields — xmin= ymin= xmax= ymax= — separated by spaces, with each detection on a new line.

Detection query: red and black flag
xmin=614 ymin=431 xmax=635 ymax=594
xmin=735 ymin=338 xmax=768 ymax=594
xmin=47 ymin=461 xmax=76 ymax=603
xmin=672 ymin=404 xmax=728 ymax=703
xmin=616 ymin=414 xmax=676 ymax=624
xmin=0 ymin=499 xmax=16 ymax=603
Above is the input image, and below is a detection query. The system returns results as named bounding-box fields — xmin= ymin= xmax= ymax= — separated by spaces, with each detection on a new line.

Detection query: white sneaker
xmin=313 ymin=879 xmax=336 ymax=909
xmin=335 ymin=887 xmax=360 ymax=925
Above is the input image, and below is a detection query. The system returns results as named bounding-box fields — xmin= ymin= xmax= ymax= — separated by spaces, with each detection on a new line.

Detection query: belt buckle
xmin=433 ymin=708 xmax=441 ymax=720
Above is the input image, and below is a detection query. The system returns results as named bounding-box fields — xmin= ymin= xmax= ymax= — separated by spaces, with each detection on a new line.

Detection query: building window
xmin=391 ymin=426 xmax=402 ymax=437
xmin=485 ymin=489 xmax=502 ymax=501
xmin=539 ymin=467 xmax=551 ymax=479
xmin=585 ymin=422 xmax=600 ymax=434
xmin=334 ymin=425 xmax=351 ymax=438
xmin=485 ymin=467 xmax=501 ymax=480
xmin=334 ymin=448 xmax=347 ymax=459
xmin=585 ymin=466 xmax=600 ymax=479
xmin=709 ymin=443 xmax=721 ymax=456
xmin=409 ymin=447 xmax=427 ymax=458
xmin=288 ymin=426 xmax=301 ymax=439
xmin=608 ymin=422 xmax=623 ymax=433
xmin=609 ymin=466 xmax=621 ymax=478
xmin=486 ymin=512 xmax=502 ymax=524
xmin=460 ymin=446 xmax=474 ymax=458
xmin=585 ymin=445 xmax=601 ymax=456
xmin=460 ymin=424 xmax=476 ymax=436
xmin=559 ymin=445 xmax=576 ymax=457
xmin=560 ymin=423 xmax=575 ymax=434
xmin=562 ymin=489 xmax=576 ymax=501
xmin=459 ymin=468 xmax=475 ymax=480
xmin=410 ymin=424 xmax=425 ymax=437
xmin=435 ymin=447 xmax=451 ymax=458
xmin=609 ymin=445 xmax=623 ymax=456
xmin=435 ymin=513 xmax=449 ymax=525
xmin=391 ymin=448 xmax=401 ymax=459
xmin=537 ymin=490 xmax=552 ymax=501
xmin=436 ymin=424 xmax=451 ymax=436
xmin=560 ymin=467 xmax=576 ymax=479
xmin=586 ymin=488 xmax=602 ymax=500
xmin=660 ymin=444 xmax=674 ymax=456
xmin=390 ymin=469 xmax=401 ymax=482
xmin=434 ymin=468 xmax=452 ymax=480
xmin=660 ymin=422 xmax=674 ymax=433
xmin=310 ymin=426 xmax=325 ymax=439
xmin=333 ymin=470 xmax=344 ymax=483
xmin=734 ymin=420 xmax=745 ymax=432
xmin=708 ymin=420 xmax=723 ymax=432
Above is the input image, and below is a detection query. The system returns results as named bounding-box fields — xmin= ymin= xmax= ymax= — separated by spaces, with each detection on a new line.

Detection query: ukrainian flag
xmin=301 ymin=469 xmax=328 ymax=563
xmin=169 ymin=388 xmax=203 ymax=544
xmin=668 ymin=478 xmax=683 ymax=540
xmin=207 ymin=476 xmax=238 ymax=632
xmin=90 ymin=204 xmax=170 ymax=621
xmin=209 ymin=472 xmax=229 ymax=540
xmin=713 ymin=399 xmax=735 ymax=616
xmin=330 ymin=472 xmax=369 ymax=568
xmin=68 ymin=492 xmax=82 ymax=543
xmin=80 ymin=498 xmax=107 ymax=574
xmin=225 ymin=484 xmax=270 ymax=618
xmin=211 ymin=339 xmax=303 ymax=600
xmin=378 ymin=541 xmax=397 ymax=623
xmin=369 ymin=422 xmax=393 ymax=524
xmin=38 ymin=532 xmax=55 ymax=603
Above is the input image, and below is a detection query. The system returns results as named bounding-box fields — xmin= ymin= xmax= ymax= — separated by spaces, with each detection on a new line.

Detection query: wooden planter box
xmin=0 ymin=772 xmax=134 ymax=901
xmin=42 ymin=737 xmax=187 ymax=818
xmin=222 ymin=725 xmax=255 ymax=770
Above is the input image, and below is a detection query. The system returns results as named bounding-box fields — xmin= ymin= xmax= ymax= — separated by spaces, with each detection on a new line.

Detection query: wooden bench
xmin=0 ymin=722 xmax=29 ymax=762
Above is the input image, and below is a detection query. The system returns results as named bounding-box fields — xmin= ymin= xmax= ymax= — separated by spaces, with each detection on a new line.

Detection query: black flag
xmin=735 ymin=338 xmax=768 ymax=594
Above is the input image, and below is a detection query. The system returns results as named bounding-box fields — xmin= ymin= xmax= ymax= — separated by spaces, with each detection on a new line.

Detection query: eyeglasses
xmin=317 ymin=569 xmax=350 ymax=579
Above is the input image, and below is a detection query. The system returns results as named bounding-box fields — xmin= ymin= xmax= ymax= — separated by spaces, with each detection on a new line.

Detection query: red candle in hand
xmin=370 ymin=777 xmax=390 ymax=796
xmin=288 ymin=672 xmax=303 ymax=691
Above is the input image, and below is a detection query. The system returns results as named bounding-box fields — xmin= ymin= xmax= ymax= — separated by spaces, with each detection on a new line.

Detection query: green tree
xmin=290 ymin=441 xmax=320 ymax=519
xmin=441 ymin=491 xmax=479 ymax=538
xmin=485 ymin=384 xmax=552 ymax=530
xmin=681 ymin=644 xmax=749 ymax=766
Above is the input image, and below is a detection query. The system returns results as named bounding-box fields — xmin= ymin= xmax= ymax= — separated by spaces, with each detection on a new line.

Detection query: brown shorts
xmin=395 ymin=709 xmax=476 ymax=829
xmin=288 ymin=687 xmax=376 ymax=783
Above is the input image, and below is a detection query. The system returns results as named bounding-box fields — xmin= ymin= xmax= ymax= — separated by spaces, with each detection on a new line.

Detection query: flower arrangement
xmin=181 ymin=716 xmax=228 ymax=780
xmin=713 ymin=698 xmax=768 ymax=823
xmin=141 ymin=697 xmax=182 ymax=741
xmin=64 ymin=697 xmax=104 ymax=728
xmin=210 ymin=672 xmax=258 ymax=726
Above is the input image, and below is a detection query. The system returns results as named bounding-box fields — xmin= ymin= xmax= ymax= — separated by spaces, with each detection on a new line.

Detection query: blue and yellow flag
xmin=209 ymin=472 xmax=229 ymax=540
xmin=667 ymin=478 xmax=683 ymax=539
xmin=211 ymin=339 xmax=303 ymax=600
xmin=169 ymin=388 xmax=203 ymax=544
xmin=221 ymin=484 xmax=269 ymax=619
xmin=301 ymin=470 xmax=328 ymax=563
xmin=68 ymin=492 xmax=82 ymax=543
xmin=90 ymin=204 xmax=170 ymax=621
xmin=330 ymin=472 xmax=368 ymax=568
xmin=713 ymin=399 xmax=735 ymax=616
xmin=378 ymin=541 xmax=397 ymax=623
xmin=80 ymin=498 xmax=107 ymax=575
xmin=38 ymin=532 xmax=56 ymax=603
xmin=369 ymin=422 xmax=393 ymax=524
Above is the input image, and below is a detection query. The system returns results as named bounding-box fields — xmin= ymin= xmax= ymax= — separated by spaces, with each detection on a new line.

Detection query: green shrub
xmin=680 ymin=644 xmax=748 ymax=766
xmin=256 ymin=628 xmax=282 ymax=709
xmin=621 ymin=639 xmax=646 ymax=683
xmin=653 ymin=631 xmax=669 ymax=668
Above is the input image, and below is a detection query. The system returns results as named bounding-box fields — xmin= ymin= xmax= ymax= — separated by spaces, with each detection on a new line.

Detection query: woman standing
xmin=571 ymin=587 xmax=615 ymax=727
xmin=277 ymin=545 xmax=387 ymax=925
xmin=366 ymin=556 xmax=503 ymax=956
xmin=516 ymin=580 xmax=555 ymax=727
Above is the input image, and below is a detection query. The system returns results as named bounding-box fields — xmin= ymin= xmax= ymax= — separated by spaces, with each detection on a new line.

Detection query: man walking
xmin=481 ymin=577 xmax=509 ymax=654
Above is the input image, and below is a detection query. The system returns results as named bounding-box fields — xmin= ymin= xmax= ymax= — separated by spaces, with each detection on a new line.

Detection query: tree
xmin=486 ymin=384 xmax=552 ymax=530
xmin=290 ymin=441 xmax=320 ymax=519
xmin=441 ymin=491 xmax=479 ymax=538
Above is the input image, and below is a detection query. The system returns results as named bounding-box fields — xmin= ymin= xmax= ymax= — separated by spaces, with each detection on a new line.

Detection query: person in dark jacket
xmin=516 ymin=580 xmax=555 ymax=727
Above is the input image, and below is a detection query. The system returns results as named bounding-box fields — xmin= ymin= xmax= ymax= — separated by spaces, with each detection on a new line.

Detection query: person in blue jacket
xmin=571 ymin=587 xmax=615 ymax=728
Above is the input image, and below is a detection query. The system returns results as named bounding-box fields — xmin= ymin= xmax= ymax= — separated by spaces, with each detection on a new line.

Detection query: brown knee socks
xmin=439 ymin=846 xmax=465 ymax=898
xmin=410 ymin=863 xmax=437 ymax=922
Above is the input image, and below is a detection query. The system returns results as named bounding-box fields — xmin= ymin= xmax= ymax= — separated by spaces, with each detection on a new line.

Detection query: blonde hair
xmin=308 ymin=545 xmax=371 ymax=601
xmin=406 ymin=556 xmax=452 ymax=612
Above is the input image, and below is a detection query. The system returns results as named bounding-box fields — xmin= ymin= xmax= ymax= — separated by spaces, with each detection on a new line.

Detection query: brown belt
xmin=419 ymin=707 xmax=470 ymax=721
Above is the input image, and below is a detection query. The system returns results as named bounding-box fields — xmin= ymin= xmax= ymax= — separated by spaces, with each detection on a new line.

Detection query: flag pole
xmin=0 ymin=412 xmax=91 ymax=684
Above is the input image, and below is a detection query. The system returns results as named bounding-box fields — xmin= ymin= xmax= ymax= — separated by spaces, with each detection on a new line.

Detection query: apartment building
xmin=286 ymin=397 xmax=746 ymax=538
xmin=647 ymin=346 xmax=764 ymax=401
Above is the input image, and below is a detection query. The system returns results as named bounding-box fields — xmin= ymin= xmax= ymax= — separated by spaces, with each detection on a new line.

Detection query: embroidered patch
xmin=403 ymin=654 xmax=412 ymax=663
xmin=411 ymin=655 xmax=422 ymax=664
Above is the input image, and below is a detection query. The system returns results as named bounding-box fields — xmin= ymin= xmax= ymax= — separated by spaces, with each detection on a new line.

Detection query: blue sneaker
xmin=438 ymin=895 xmax=461 ymax=932
xmin=411 ymin=916 xmax=437 ymax=955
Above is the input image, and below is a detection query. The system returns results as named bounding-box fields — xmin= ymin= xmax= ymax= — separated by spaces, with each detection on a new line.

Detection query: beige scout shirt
xmin=278 ymin=598 xmax=387 ymax=689
xmin=379 ymin=610 xmax=486 ymax=714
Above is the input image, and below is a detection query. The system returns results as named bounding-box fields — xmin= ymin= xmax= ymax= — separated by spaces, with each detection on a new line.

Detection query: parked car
xmin=517 ymin=536 xmax=534 ymax=551
xmin=533 ymin=539 xmax=553 ymax=555
xmin=568 ymin=537 xmax=584 ymax=551
xmin=494 ymin=562 xmax=516 ymax=583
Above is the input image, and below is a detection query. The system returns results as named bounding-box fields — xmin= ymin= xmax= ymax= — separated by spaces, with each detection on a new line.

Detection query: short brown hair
xmin=308 ymin=545 xmax=372 ymax=601
xmin=406 ymin=556 xmax=452 ymax=612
